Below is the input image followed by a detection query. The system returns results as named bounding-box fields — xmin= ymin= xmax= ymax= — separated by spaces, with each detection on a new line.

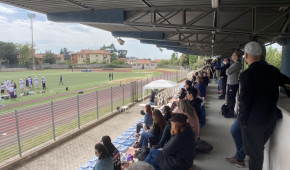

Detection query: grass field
xmin=0 ymin=69 xmax=164 ymax=113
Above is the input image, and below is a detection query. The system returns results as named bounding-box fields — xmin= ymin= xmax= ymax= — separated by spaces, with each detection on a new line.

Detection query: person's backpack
xmin=220 ymin=104 xmax=229 ymax=117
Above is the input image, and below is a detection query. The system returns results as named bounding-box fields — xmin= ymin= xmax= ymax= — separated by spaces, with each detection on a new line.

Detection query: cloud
xmin=0 ymin=4 xmax=173 ymax=59
xmin=0 ymin=5 xmax=16 ymax=14
xmin=0 ymin=16 xmax=7 ymax=23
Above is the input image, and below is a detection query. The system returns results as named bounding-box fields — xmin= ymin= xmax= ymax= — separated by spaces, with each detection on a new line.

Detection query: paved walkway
xmin=15 ymin=82 xmax=248 ymax=170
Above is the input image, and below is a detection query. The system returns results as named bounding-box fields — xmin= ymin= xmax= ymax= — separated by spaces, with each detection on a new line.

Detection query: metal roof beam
xmin=259 ymin=7 xmax=290 ymax=32
xmin=221 ymin=8 xmax=252 ymax=29
xmin=186 ymin=9 xmax=216 ymax=26
xmin=47 ymin=9 xmax=124 ymax=23
xmin=111 ymin=31 xmax=164 ymax=40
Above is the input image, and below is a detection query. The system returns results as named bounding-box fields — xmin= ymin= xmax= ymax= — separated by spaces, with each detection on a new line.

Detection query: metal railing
xmin=0 ymin=70 xmax=188 ymax=163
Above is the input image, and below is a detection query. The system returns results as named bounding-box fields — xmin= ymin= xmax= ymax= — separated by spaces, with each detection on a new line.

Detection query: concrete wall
xmin=263 ymin=98 xmax=290 ymax=170
xmin=0 ymin=68 xmax=27 ymax=72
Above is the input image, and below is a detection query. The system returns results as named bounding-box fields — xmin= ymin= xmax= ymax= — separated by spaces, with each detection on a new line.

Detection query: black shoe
xmin=218 ymin=96 xmax=225 ymax=99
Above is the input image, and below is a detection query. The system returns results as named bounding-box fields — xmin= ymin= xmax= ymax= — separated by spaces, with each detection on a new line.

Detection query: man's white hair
xmin=126 ymin=161 xmax=154 ymax=170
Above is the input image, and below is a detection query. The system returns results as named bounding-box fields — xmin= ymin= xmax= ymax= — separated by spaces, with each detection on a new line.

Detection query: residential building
xmin=132 ymin=59 xmax=157 ymax=69
xmin=72 ymin=50 xmax=111 ymax=64
xmin=34 ymin=54 xmax=65 ymax=64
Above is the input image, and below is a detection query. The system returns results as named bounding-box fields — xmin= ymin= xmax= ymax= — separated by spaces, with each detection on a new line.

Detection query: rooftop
xmin=73 ymin=50 xmax=111 ymax=55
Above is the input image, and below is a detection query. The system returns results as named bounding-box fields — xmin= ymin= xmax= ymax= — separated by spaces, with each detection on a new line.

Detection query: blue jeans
xmin=230 ymin=116 xmax=246 ymax=161
xmin=200 ymin=105 xmax=206 ymax=128
xmin=145 ymin=149 xmax=162 ymax=170
xmin=149 ymin=102 xmax=154 ymax=106
xmin=158 ymin=124 xmax=171 ymax=146
xmin=139 ymin=131 xmax=153 ymax=149
xmin=218 ymin=77 xmax=222 ymax=91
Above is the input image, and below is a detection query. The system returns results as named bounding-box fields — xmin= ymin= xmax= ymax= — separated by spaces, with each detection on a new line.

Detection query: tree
xmin=169 ymin=53 xmax=178 ymax=65
xmin=266 ymin=46 xmax=281 ymax=70
xmin=188 ymin=55 xmax=198 ymax=66
xmin=117 ymin=50 xmax=127 ymax=58
xmin=112 ymin=60 xmax=125 ymax=65
xmin=157 ymin=59 xmax=170 ymax=67
xmin=60 ymin=48 xmax=71 ymax=60
xmin=179 ymin=54 xmax=189 ymax=66
xmin=100 ymin=43 xmax=117 ymax=53
xmin=0 ymin=41 xmax=18 ymax=65
xmin=111 ymin=52 xmax=118 ymax=62
xmin=15 ymin=43 xmax=32 ymax=67
xmin=43 ymin=50 xmax=56 ymax=64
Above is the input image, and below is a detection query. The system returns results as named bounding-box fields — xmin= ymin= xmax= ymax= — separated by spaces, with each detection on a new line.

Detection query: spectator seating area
xmin=78 ymin=118 xmax=145 ymax=170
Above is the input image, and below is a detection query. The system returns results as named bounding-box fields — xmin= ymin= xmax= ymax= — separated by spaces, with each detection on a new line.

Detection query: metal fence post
xmin=141 ymin=80 xmax=143 ymax=99
xmin=77 ymin=95 xmax=80 ymax=129
xmin=15 ymin=110 xmax=22 ymax=156
xmin=122 ymin=84 xmax=124 ymax=106
xmin=131 ymin=82 xmax=134 ymax=103
xmin=96 ymin=91 xmax=99 ymax=120
xmin=51 ymin=101 xmax=56 ymax=141
xmin=136 ymin=80 xmax=138 ymax=100
xmin=146 ymin=78 xmax=148 ymax=96
xmin=111 ymin=87 xmax=113 ymax=113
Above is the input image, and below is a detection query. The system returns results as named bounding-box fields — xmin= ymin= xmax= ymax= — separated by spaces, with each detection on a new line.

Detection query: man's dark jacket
xmin=239 ymin=61 xmax=290 ymax=127
xmin=220 ymin=63 xmax=231 ymax=78
xmin=156 ymin=126 xmax=195 ymax=170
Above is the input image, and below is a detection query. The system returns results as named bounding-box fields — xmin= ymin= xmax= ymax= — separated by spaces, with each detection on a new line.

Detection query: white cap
xmin=242 ymin=41 xmax=262 ymax=56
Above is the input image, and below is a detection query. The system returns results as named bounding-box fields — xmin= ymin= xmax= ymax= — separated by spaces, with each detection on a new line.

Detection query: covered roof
xmin=73 ymin=50 xmax=111 ymax=55
xmin=1 ymin=0 xmax=290 ymax=56
xmin=137 ymin=59 xmax=151 ymax=64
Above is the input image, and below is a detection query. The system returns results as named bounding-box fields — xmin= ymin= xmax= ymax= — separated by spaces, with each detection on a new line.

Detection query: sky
xmin=0 ymin=3 xmax=282 ymax=60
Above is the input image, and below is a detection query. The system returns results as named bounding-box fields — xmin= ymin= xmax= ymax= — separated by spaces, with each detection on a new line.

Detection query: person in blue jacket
xmin=94 ymin=143 xmax=113 ymax=170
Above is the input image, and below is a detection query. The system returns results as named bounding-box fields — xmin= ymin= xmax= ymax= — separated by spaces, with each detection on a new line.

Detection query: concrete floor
xmin=15 ymin=82 xmax=248 ymax=170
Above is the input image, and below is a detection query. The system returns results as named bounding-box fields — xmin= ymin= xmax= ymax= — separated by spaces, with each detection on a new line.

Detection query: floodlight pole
xmin=27 ymin=13 xmax=36 ymax=70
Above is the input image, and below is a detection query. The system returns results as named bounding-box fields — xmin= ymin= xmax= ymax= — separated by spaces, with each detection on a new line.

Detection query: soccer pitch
xmin=0 ymin=69 xmax=163 ymax=108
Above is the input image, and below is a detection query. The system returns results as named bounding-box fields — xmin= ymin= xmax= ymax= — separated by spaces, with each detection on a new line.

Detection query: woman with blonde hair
xmin=178 ymin=100 xmax=200 ymax=142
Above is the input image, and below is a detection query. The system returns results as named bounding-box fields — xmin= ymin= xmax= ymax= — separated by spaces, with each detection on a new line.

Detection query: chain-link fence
xmin=0 ymin=70 xmax=188 ymax=163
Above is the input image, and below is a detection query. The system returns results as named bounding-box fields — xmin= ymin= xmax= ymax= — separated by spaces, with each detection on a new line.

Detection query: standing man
xmin=226 ymin=51 xmax=242 ymax=117
xmin=34 ymin=76 xmax=38 ymax=88
xmin=214 ymin=57 xmax=221 ymax=82
xmin=59 ymin=75 xmax=63 ymax=85
xmin=19 ymin=78 xmax=24 ymax=93
xmin=218 ymin=57 xmax=231 ymax=99
xmin=111 ymin=72 xmax=114 ymax=81
xmin=109 ymin=72 xmax=111 ymax=81
xmin=239 ymin=41 xmax=290 ymax=170
xmin=42 ymin=76 xmax=46 ymax=91
xmin=149 ymin=89 xmax=155 ymax=105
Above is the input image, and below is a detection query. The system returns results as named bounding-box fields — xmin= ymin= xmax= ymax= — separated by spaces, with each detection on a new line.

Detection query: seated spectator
xmin=192 ymin=72 xmax=199 ymax=86
xmin=136 ymin=105 xmax=153 ymax=137
xmin=101 ymin=136 xmax=121 ymax=170
xmin=186 ymin=87 xmax=202 ymax=124
xmin=202 ymin=72 xmax=209 ymax=87
xmin=196 ymin=76 xmax=206 ymax=99
xmin=177 ymin=88 xmax=187 ymax=100
xmin=145 ymin=114 xmax=195 ymax=170
xmin=154 ymin=106 xmax=173 ymax=148
xmin=94 ymin=143 xmax=114 ymax=170
xmin=126 ymin=161 xmax=154 ymax=170
xmin=196 ymin=77 xmax=207 ymax=127
xmin=162 ymin=105 xmax=172 ymax=122
xmin=134 ymin=109 xmax=166 ymax=149
xmin=184 ymin=80 xmax=192 ymax=90
xmin=178 ymin=100 xmax=200 ymax=142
